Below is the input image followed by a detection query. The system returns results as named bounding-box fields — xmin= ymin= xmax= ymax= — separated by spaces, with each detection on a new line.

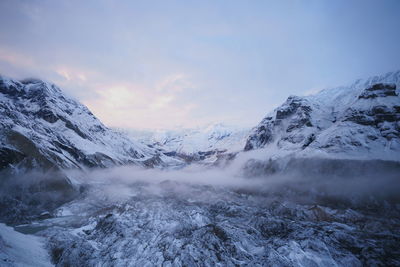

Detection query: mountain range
xmin=1 ymin=71 xmax=399 ymax=175
xmin=127 ymin=123 xmax=249 ymax=163
xmin=0 ymin=71 xmax=399 ymax=266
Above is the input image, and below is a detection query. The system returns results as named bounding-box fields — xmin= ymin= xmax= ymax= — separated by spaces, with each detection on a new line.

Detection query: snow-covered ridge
xmin=244 ymin=70 xmax=400 ymax=161
xmin=0 ymin=75 xmax=181 ymax=171
xmin=128 ymin=123 xmax=250 ymax=162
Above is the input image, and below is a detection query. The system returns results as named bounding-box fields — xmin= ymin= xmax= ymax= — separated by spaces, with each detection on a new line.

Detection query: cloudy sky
xmin=0 ymin=0 xmax=399 ymax=130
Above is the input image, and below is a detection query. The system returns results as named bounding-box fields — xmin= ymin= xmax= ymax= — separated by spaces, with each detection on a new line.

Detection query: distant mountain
xmin=0 ymin=75 xmax=181 ymax=172
xmin=244 ymin=71 xmax=400 ymax=162
xmin=128 ymin=123 xmax=250 ymax=163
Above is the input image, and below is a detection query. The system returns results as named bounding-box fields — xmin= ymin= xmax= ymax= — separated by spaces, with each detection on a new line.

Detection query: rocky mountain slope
xmin=0 ymin=75 xmax=180 ymax=172
xmin=129 ymin=124 xmax=249 ymax=163
xmin=244 ymin=71 xmax=400 ymax=162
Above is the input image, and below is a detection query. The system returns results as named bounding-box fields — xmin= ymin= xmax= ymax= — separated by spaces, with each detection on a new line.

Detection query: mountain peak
xmin=0 ymin=75 xmax=63 ymax=100
xmin=0 ymin=75 xmax=182 ymax=171
xmin=244 ymin=71 xmax=400 ymax=161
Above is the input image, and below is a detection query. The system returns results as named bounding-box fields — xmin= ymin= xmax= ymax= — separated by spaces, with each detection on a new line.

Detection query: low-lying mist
xmin=66 ymin=156 xmax=400 ymax=211
xmin=0 ymin=170 xmax=78 ymax=224
xmin=2 ymin=157 xmax=400 ymax=266
xmin=1 ymin=156 xmax=400 ymax=224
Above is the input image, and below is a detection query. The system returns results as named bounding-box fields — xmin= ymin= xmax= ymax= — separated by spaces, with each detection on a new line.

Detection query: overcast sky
xmin=0 ymin=0 xmax=399 ymax=130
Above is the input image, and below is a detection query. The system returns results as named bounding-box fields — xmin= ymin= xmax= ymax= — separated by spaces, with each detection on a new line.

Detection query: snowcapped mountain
xmin=1 ymin=72 xmax=399 ymax=267
xmin=244 ymin=70 xmax=400 ymax=162
xmin=0 ymin=75 xmax=180 ymax=172
xmin=129 ymin=123 xmax=250 ymax=162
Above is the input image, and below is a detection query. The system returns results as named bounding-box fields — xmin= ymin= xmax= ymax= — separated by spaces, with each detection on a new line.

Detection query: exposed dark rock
xmin=36 ymin=108 xmax=59 ymax=123
xmin=0 ymin=147 xmax=26 ymax=170
xmin=5 ymin=130 xmax=57 ymax=169
xmin=359 ymin=83 xmax=397 ymax=99
xmin=276 ymin=96 xmax=304 ymax=120
xmin=143 ymin=154 xmax=163 ymax=167
xmin=344 ymin=104 xmax=400 ymax=137
xmin=244 ymin=125 xmax=273 ymax=151
xmin=302 ymin=133 xmax=316 ymax=148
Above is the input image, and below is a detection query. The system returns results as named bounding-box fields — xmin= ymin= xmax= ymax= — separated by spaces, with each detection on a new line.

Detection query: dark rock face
xmin=5 ymin=130 xmax=59 ymax=170
xmin=0 ymin=147 xmax=26 ymax=170
xmin=244 ymin=124 xmax=273 ymax=151
xmin=244 ymin=96 xmax=314 ymax=151
xmin=345 ymin=105 xmax=400 ymax=129
xmin=0 ymin=79 xmax=25 ymax=97
xmin=36 ymin=108 xmax=60 ymax=123
xmin=302 ymin=133 xmax=316 ymax=148
xmin=359 ymin=83 xmax=397 ymax=99
xmin=344 ymin=84 xmax=400 ymax=141
xmin=275 ymin=96 xmax=308 ymax=120
xmin=275 ymin=97 xmax=313 ymax=132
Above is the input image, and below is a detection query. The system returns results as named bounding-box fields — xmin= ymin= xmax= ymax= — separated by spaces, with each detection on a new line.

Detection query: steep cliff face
xmin=0 ymin=76 xmax=180 ymax=172
xmin=244 ymin=71 xmax=400 ymax=161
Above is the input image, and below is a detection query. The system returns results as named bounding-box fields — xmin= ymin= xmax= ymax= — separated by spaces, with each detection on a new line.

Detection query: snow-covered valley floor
xmin=2 ymin=161 xmax=399 ymax=267
xmin=0 ymin=223 xmax=52 ymax=266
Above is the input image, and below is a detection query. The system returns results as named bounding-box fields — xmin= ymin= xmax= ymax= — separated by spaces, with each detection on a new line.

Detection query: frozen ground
xmin=4 ymin=160 xmax=399 ymax=267
xmin=0 ymin=223 xmax=52 ymax=266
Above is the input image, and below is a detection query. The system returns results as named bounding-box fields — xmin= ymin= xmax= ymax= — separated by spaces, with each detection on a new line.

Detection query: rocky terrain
xmin=16 ymin=162 xmax=400 ymax=266
xmin=0 ymin=71 xmax=399 ymax=266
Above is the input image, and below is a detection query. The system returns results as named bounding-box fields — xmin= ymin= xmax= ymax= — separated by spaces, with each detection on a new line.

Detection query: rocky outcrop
xmin=358 ymin=83 xmax=397 ymax=99
xmin=244 ymin=96 xmax=313 ymax=151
